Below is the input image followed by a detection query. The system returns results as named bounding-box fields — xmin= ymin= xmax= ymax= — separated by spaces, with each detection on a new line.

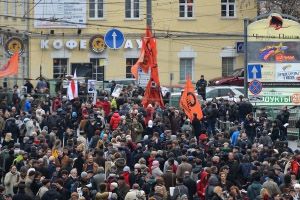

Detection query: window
xmin=206 ymin=89 xmax=218 ymax=99
xmin=3 ymin=0 xmax=8 ymax=15
xmin=219 ymin=88 xmax=233 ymax=97
xmin=179 ymin=0 xmax=194 ymax=18
xmin=12 ymin=0 xmax=17 ymax=16
xmin=180 ymin=58 xmax=193 ymax=81
xmin=221 ymin=0 xmax=236 ymax=18
xmin=90 ymin=58 xmax=105 ymax=81
xmin=126 ymin=58 xmax=138 ymax=78
xmin=53 ymin=58 xmax=68 ymax=79
xmin=125 ymin=0 xmax=139 ymax=19
xmin=89 ymin=0 xmax=104 ymax=18
xmin=21 ymin=0 xmax=27 ymax=17
xmin=222 ymin=57 xmax=234 ymax=77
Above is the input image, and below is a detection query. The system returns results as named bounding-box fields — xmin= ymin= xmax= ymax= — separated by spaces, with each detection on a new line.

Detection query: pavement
xmin=288 ymin=140 xmax=300 ymax=151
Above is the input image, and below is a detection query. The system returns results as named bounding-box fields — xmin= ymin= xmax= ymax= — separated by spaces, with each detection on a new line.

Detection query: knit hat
xmin=111 ymin=182 xmax=118 ymax=188
xmin=148 ymin=120 xmax=153 ymax=128
xmin=123 ymin=166 xmax=130 ymax=172
xmin=81 ymin=171 xmax=88 ymax=178
xmin=152 ymin=160 xmax=159 ymax=168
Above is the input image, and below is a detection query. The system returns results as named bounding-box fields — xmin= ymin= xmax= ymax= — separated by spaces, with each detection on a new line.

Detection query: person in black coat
xmin=243 ymin=113 xmax=256 ymax=143
xmin=276 ymin=106 xmax=290 ymax=140
xmin=183 ymin=171 xmax=197 ymax=200
xmin=192 ymin=113 xmax=201 ymax=141
xmin=12 ymin=182 xmax=32 ymax=200
xmin=41 ymin=184 xmax=64 ymax=200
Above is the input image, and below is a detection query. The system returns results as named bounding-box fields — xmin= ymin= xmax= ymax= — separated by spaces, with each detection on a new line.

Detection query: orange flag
xmin=0 ymin=53 xmax=19 ymax=78
xmin=142 ymin=65 xmax=164 ymax=108
xmin=131 ymin=27 xmax=157 ymax=79
xmin=180 ymin=78 xmax=203 ymax=120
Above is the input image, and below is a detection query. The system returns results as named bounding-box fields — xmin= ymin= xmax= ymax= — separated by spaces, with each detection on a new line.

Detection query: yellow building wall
xmin=0 ymin=0 xmax=258 ymax=86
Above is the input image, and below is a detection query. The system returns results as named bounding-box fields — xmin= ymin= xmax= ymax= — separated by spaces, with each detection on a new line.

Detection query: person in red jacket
xmin=110 ymin=111 xmax=121 ymax=130
xmin=291 ymin=155 xmax=300 ymax=177
xmin=101 ymin=97 xmax=111 ymax=117
xmin=197 ymin=170 xmax=209 ymax=200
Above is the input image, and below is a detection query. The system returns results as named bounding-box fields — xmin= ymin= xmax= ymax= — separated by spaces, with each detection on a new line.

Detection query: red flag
xmin=180 ymin=78 xmax=203 ymax=120
xmin=131 ymin=27 xmax=157 ymax=79
xmin=0 ymin=53 xmax=19 ymax=78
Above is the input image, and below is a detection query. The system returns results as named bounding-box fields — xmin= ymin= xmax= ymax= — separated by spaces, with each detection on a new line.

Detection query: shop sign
xmin=40 ymin=38 xmax=141 ymax=50
xmin=249 ymin=87 xmax=300 ymax=105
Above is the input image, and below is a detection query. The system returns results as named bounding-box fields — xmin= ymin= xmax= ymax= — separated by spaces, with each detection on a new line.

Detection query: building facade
xmin=0 ymin=0 xmax=257 ymax=88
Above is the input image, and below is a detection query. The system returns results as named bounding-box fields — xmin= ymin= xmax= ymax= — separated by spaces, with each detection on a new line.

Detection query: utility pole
xmin=146 ymin=0 xmax=152 ymax=30
xmin=244 ymin=18 xmax=249 ymax=98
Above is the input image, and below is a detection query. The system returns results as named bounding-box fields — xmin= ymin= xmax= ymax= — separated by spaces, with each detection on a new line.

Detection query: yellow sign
xmin=89 ymin=35 xmax=106 ymax=53
xmin=248 ymin=13 xmax=300 ymax=42
xmin=5 ymin=37 xmax=24 ymax=55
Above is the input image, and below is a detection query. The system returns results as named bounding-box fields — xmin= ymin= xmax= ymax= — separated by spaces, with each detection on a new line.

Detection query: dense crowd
xmin=0 ymin=79 xmax=299 ymax=200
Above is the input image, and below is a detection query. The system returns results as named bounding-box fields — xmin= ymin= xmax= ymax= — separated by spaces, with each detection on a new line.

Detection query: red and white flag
xmin=67 ymin=70 xmax=78 ymax=100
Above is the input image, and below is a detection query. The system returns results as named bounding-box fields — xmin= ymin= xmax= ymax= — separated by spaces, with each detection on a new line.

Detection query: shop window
xmin=90 ymin=58 xmax=105 ymax=81
xmin=179 ymin=0 xmax=194 ymax=18
xmin=125 ymin=0 xmax=140 ymax=19
xmin=126 ymin=58 xmax=138 ymax=78
xmin=89 ymin=0 xmax=104 ymax=19
xmin=53 ymin=58 xmax=68 ymax=79
xmin=71 ymin=63 xmax=93 ymax=79
xmin=222 ymin=57 xmax=234 ymax=76
xmin=180 ymin=58 xmax=193 ymax=81
xmin=221 ymin=0 xmax=236 ymax=18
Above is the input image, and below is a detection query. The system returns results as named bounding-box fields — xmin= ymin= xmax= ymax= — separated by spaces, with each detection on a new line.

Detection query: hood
xmin=112 ymin=112 xmax=120 ymax=118
xmin=200 ymin=171 xmax=209 ymax=184
xmin=251 ymin=182 xmax=262 ymax=189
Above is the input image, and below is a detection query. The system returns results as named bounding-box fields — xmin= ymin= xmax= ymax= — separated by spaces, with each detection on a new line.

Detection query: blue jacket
xmin=24 ymin=100 xmax=31 ymax=112
xmin=231 ymin=130 xmax=240 ymax=146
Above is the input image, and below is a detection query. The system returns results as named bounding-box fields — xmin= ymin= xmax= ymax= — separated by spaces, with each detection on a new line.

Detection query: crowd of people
xmin=0 ymin=79 xmax=298 ymax=200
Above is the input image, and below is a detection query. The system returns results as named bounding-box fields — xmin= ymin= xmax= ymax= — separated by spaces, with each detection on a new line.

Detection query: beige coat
xmin=4 ymin=172 xmax=20 ymax=195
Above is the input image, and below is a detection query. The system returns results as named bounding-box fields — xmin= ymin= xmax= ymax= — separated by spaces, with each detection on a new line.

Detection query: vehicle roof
xmin=207 ymin=86 xmax=243 ymax=89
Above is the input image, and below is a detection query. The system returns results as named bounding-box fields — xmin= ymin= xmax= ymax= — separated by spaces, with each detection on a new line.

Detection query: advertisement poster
xmin=275 ymin=63 xmax=300 ymax=82
xmin=34 ymin=0 xmax=86 ymax=28
xmin=248 ymin=42 xmax=300 ymax=63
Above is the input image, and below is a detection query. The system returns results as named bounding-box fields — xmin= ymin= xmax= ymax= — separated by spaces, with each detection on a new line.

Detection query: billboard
xmin=248 ymin=42 xmax=300 ymax=63
xmin=34 ymin=0 xmax=86 ymax=28
xmin=247 ymin=13 xmax=300 ymax=106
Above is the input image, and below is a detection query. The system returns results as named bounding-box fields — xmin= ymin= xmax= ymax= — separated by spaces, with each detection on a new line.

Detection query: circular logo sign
xmin=292 ymin=93 xmax=300 ymax=104
xmin=5 ymin=37 xmax=24 ymax=55
xmin=89 ymin=35 xmax=106 ymax=53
